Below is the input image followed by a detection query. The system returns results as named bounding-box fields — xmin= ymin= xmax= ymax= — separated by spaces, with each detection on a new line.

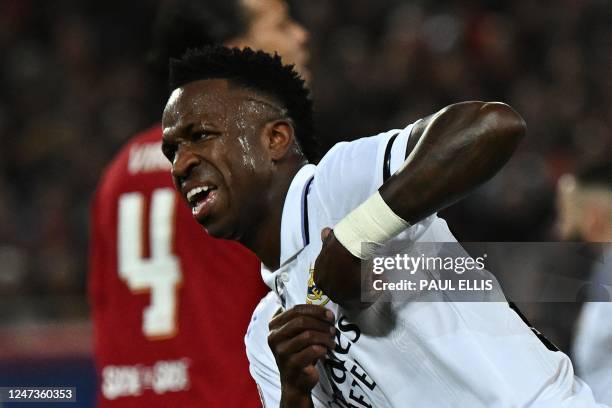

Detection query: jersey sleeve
xmin=245 ymin=292 xmax=282 ymax=407
xmin=312 ymin=123 xmax=416 ymax=227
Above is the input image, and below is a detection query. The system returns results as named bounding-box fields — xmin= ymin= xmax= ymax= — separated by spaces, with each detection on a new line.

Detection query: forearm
xmin=380 ymin=101 xmax=525 ymax=224
xmin=315 ymin=101 xmax=525 ymax=309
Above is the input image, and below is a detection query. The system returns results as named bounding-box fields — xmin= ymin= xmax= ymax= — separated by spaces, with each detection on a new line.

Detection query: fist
xmin=313 ymin=228 xmax=366 ymax=309
xmin=268 ymin=304 xmax=336 ymax=394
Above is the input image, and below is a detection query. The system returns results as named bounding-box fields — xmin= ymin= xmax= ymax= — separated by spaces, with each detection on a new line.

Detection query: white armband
xmin=333 ymin=191 xmax=410 ymax=259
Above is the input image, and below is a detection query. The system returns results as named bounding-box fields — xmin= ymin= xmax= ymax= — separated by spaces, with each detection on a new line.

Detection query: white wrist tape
xmin=333 ymin=191 xmax=410 ymax=259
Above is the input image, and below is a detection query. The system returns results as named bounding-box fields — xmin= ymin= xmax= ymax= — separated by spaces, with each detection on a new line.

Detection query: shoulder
xmin=94 ymin=123 xmax=169 ymax=201
xmin=314 ymin=124 xmax=417 ymax=188
xmin=309 ymin=126 xmax=416 ymax=225
xmin=113 ymin=123 xmax=168 ymax=179
xmin=106 ymin=123 xmax=163 ymax=172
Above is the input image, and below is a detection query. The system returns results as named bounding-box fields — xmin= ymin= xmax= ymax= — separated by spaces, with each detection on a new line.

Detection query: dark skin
xmin=162 ymin=79 xmax=306 ymax=266
xmin=163 ymin=80 xmax=526 ymax=405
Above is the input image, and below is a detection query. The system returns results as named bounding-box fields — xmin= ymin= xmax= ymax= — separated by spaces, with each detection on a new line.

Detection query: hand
xmin=268 ymin=304 xmax=335 ymax=402
xmin=313 ymin=228 xmax=366 ymax=309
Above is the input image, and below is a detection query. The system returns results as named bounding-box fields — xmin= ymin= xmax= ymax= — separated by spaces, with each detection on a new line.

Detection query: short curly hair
xmin=168 ymin=45 xmax=318 ymax=162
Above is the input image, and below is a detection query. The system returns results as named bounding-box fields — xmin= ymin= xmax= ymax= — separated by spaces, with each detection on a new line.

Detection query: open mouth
xmin=186 ymin=185 xmax=219 ymax=219
xmin=186 ymin=185 xmax=216 ymax=205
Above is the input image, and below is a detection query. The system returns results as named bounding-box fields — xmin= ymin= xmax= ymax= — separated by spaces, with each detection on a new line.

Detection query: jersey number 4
xmin=118 ymin=189 xmax=182 ymax=339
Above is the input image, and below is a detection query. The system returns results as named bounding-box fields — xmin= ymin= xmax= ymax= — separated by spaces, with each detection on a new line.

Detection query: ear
xmin=264 ymin=119 xmax=297 ymax=161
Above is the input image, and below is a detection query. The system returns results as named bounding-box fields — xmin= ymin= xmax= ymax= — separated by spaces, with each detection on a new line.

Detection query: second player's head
xmin=150 ymin=0 xmax=310 ymax=81
xmin=161 ymin=46 xmax=315 ymax=242
xmin=228 ymin=0 xmax=310 ymax=81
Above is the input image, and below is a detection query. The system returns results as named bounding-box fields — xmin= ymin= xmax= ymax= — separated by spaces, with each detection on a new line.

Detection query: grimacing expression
xmin=161 ymin=78 xmax=283 ymax=239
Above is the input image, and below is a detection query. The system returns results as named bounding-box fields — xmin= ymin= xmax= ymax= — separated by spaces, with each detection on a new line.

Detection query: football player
xmin=161 ymin=46 xmax=604 ymax=407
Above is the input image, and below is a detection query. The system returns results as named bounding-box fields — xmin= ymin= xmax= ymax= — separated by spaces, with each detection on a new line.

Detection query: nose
xmin=172 ymin=144 xmax=200 ymax=186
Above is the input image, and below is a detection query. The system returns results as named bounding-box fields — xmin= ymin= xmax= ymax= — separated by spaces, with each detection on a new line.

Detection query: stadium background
xmin=0 ymin=0 xmax=610 ymax=406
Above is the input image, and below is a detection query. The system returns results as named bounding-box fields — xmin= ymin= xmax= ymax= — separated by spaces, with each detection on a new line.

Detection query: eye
xmin=191 ymin=131 xmax=209 ymax=141
xmin=191 ymin=130 xmax=219 ymax=142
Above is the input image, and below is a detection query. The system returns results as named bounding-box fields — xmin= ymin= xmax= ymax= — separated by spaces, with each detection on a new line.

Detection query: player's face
xmin=161 ymin=79 xmax=277 ymax=240
xmin=235 ymin=0 xmax=310 ymax=81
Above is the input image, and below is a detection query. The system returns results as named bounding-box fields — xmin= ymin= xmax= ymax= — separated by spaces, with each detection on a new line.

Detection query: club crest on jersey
xmin=306 ymin=266 xmax=329 ymax=306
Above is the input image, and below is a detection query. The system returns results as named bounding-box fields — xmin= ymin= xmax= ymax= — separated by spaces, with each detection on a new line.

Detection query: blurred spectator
xmin=558 ymin=161 xmax=612 ymax=404
xmin=0 ymin=0 xmax=160 ymax=320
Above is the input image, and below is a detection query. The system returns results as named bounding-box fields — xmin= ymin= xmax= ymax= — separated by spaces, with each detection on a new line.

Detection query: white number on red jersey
xmin=118 ymin=188 xmax=182 ymax=339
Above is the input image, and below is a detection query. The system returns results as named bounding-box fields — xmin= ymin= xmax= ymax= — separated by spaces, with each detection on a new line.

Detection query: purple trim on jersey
xmin=301 ymin=176 xmax=315 ymax=246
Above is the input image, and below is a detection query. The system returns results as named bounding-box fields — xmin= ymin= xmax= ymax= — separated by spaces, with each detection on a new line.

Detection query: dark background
xmin=0 ymin=0 xmax=611 ymax=405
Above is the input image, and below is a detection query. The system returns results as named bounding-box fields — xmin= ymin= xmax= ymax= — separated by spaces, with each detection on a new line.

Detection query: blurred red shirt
xmin=89 ymin=124 xmax=267 ymax=407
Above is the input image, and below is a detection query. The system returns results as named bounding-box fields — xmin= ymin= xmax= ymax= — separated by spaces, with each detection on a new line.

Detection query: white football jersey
xmin=245 ymin=124 xmax=604 ymax=407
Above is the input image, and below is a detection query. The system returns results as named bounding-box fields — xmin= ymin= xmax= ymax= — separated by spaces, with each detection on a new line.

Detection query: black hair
xmin=147 ymin=0 xmax=248 ymax=77
xmin=169 ymin=45 xmax=318 ymax=162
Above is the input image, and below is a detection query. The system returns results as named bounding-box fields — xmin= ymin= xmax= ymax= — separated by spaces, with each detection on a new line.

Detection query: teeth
xmin=186 ymin=186 xmax=211 ymax=202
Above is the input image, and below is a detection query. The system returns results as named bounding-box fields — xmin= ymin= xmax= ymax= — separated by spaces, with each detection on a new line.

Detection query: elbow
xmin=479 ymin=102 xmax=526 ymax=150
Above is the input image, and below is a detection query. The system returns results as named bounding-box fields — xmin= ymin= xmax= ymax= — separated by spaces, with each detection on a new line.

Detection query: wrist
xmin=280 ymin=385 xmax=313 ymax=408
xmin=333 ymin=191 xmax=409 ymax=259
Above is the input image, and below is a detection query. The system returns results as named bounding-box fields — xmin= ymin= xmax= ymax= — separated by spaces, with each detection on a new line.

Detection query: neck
xmin=240 ymin=158 xmax=308 ymax=270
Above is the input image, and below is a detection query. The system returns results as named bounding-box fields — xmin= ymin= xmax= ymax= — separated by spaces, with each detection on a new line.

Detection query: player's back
xmin=89 ymin=124 xmax=267 ymax=407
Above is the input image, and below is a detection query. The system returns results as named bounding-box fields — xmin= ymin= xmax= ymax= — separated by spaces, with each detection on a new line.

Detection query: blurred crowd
xmin=0 ymin=0 xmax=160 ymax=320
xmin=297 ymin=0 xmax=612 ymax=241
xmin=0 ymin=0 xmax=610 ymax=331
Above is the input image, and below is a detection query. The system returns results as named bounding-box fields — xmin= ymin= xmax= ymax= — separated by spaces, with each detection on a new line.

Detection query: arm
xmin=380 ymin=101 xmax=525 ymax=223
xmin=314 ymin=101 xmax=526 ymax=309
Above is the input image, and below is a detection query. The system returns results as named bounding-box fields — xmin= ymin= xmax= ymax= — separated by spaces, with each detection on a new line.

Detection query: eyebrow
xmin=165 ymin=122 xmax=194 ymax=140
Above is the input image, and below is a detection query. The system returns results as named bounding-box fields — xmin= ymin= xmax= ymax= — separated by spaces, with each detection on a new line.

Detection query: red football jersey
xmin=89 ymin=124 xmax=268 ymax=407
